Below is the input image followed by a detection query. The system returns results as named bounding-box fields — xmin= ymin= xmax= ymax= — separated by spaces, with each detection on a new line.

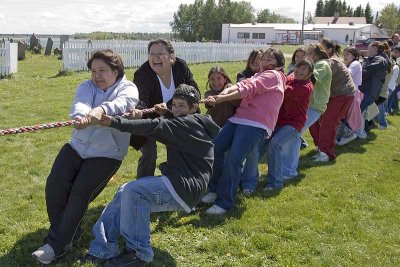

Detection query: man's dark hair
xmin=87 ymin=49 xmax=125 ymax=80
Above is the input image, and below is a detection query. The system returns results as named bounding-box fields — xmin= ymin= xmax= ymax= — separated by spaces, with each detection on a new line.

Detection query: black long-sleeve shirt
xmin=110 ymin=114 xmax=220 ymax=211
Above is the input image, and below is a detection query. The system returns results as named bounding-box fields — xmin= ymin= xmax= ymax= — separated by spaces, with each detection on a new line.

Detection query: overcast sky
xmin=0 ymin=0 xmax=394 ymax=34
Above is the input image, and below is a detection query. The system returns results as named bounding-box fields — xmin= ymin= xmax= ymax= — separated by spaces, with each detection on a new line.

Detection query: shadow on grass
xmin=149 ymin=199 xmax=247 ymax=231
xmin=0 ymin=205 xmax=176 ymax=267
xmin=297 ymin=131 xmax=377 ymax=172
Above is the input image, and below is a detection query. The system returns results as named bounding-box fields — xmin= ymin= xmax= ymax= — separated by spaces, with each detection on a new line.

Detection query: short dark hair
xmin=87 ymin=49 xmax=124 ymax=80
xmin=295 ymin=58 xmax=314 ymax=74
xmin=344 ymin=46 xmax=360 ymax=61
xmin=291 ymin=47 xmax=306 ymax=64
xmin=320 ymin=38 xmax=341 ymax=56
xmin=173 ymin=84 xmax=200 ymax=108
xmin=264 ymin=47 xmax=285 ymax=69
xmin=245 ymin=49 xmax=263 ymax=70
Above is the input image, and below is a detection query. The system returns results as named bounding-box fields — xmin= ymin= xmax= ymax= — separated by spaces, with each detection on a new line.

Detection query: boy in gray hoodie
xmin=79 ymin=84 xmax=220 ymax=266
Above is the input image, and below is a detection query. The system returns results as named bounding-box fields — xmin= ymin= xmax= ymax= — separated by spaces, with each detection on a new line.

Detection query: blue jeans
xmin=88 ymin=176 xmax=184 ymax=262
xmin=376 ymin=101 xmax=388 ymax=127
xmin=210 ymin=121 xmax=266 ymax=210
xmin=281 ymin=108 xmax=321 ymax=177
xmin=241 ymin=145 xmax=260 ymax=191
xmin=266 ymin=125 xmax=299 ymax=189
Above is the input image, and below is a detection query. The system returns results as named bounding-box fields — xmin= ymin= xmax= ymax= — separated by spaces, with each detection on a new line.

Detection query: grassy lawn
xmin=1 ymin=48 xmax=400 ymax=266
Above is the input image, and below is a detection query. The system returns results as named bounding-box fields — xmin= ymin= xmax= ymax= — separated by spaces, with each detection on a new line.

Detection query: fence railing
xmin=0 ymin=42 xmax=18 ymax=77
xmin=62 ymin=41 xmax=264 ymax=71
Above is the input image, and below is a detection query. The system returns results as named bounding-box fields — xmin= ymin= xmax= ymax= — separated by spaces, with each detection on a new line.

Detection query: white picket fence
xmin=62 ymin=41 xmax=264 ymax=71
xmin=0 ymin=42 xmax=18 ymax=77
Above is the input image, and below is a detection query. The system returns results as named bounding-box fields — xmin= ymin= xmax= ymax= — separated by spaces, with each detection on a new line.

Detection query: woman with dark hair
xmin=32 ymin=49 xmax=139 ymax=264
xmin=131 ymin=39 xmax=199 ymax=178
xmin=287 ymin=47 xmax=306 ymax=75
xmin=310 ymin=38 xmax=356 ymax=162
xmin=236 ymin=49 xmax=263 ymax=81
xmin=201 ymin=48 xmax=286 ymax=215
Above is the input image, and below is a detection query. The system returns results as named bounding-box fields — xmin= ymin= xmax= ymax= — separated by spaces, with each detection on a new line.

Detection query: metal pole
xmin=301 ymin=0 xmax=306 ymax=45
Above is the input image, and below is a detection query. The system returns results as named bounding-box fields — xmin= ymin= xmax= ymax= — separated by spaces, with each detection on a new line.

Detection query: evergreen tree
xmin=315 ymin=0 xmax=324 ymax=16
xmin=365 ymin=3 xmax=373 ymax=23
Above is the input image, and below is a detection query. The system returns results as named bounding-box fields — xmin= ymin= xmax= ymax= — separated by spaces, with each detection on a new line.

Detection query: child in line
xmin=236 ymin=49 xmax=263 ymax=82
xmin=337 ymin=46 xmax=365 ymax=145
xmin=287 ymin=47 xmax=306 ymax=75
xmin=204 ymin=66 xmax=238 ymax=127
xmin=78 ymin=84 xmax=220 ymax=266
xmin=281 ymin=44 xmax=331 ymax=177
xmin=387 ymin=46 xmax=400 ymax=113
xmin=310 ymin=39 xmax=355 ymax=162
xmin=264 ymin=59 xmax=314 ymax=190
xmin=375 ymin=42 xmax=394 ymax=129
xmin=202 ymin=48 xmax=286 ymax=215
xmin=236 ymin=50 xmax=264 ymax=195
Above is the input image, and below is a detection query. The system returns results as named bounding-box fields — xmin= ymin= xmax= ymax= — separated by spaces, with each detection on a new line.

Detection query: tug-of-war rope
xmin=0 ymin=107 xmax=157 ymax=136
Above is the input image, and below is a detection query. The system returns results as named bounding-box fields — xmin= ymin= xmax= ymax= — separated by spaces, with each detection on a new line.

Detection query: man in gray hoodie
xmin=79 ymin=84 xmax=220 ymax=266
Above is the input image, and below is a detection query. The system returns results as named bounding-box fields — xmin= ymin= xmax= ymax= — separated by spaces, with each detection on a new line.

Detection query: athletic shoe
xmin=312 ymin=150 xmax=321 ymax=159
xmin=32 ymin=244 xmax=56 ymax=265
xmin=205 ymin=204 xmax=227 ymax=215
xmin=77 ymin=253 xmax=106 ymax=265
xmin=242 ymin=189 xmax=255 ymax=197
xmin=313 ymin=151 xmax=330 ymax=162
xmin=104 ymin=250 xmax=146 ymax=267
xmin=337 ymin=133 xmax=357 ymax=146
xmin=377 ymin=124 xmax=387 ymax=130
xmin=201 ymin=192 xmax=217 ymax=204
xmin=356 ymin=130 xmax=367 ymax=139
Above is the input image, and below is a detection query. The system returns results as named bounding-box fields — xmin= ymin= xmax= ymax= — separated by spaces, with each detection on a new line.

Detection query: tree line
xmin=170 ymin=0 xmax=400 ymax=42
xmin=314 ymin=0 xmax=373 ymax=23
xmin=169 ymin=0 xmax=295 ymax=42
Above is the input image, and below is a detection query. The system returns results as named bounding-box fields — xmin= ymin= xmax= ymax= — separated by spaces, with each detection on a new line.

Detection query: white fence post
xmin=62 ymin=41 xmax=265 ymax=71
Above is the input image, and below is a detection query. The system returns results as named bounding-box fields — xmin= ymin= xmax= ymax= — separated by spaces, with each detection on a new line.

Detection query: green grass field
xmin=1 ymin=50 xmax=400 ymax=266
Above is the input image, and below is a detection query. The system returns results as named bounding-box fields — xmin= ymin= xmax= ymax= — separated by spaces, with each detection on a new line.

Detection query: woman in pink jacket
xmin=201 ymin=48 xmax=286 ymax=215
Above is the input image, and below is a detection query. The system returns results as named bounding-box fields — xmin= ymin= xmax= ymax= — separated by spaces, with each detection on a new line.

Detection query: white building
xmin=221 ymin=22 xmax=387 ymax=45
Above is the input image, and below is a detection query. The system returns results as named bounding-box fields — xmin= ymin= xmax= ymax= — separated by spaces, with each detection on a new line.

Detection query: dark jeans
xmin=45 ymin=143 xmax=121 ymax=256
xmin=360 ymin=93 xmax=376 ymax=113
xmin=388 ymin=85 xmax=400 ymax=112
xmin=137 ymin=137 xmax=157 ymax=177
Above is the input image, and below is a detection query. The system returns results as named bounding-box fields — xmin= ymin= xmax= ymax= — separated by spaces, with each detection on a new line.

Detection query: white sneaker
xmin=356 ymin=130 xmax=367 ymax=139
xmin=313 ymin=151 xmax=330 ymax=162
xmin=201 ymin=192 xmax=217 ymax=204
xmin=337 ymin=133 xmax=357 ymax=146
xmin=205 ymin=204 xmax=227 ymax=215
xmin=32 ymin=244 xmax=56 ymax=264
xmin=377 ymin=124 xmax=387 ymax=130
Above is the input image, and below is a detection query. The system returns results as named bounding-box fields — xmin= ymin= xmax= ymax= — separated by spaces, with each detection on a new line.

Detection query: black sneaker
xmin=104 ymin=250 xmax=146 ymax=267
xmin=77 ymin=253 xmax=106 ymax=265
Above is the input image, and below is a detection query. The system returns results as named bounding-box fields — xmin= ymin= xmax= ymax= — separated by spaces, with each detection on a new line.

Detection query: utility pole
xmin=301 ymin=0 xmax=306 ymax=45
